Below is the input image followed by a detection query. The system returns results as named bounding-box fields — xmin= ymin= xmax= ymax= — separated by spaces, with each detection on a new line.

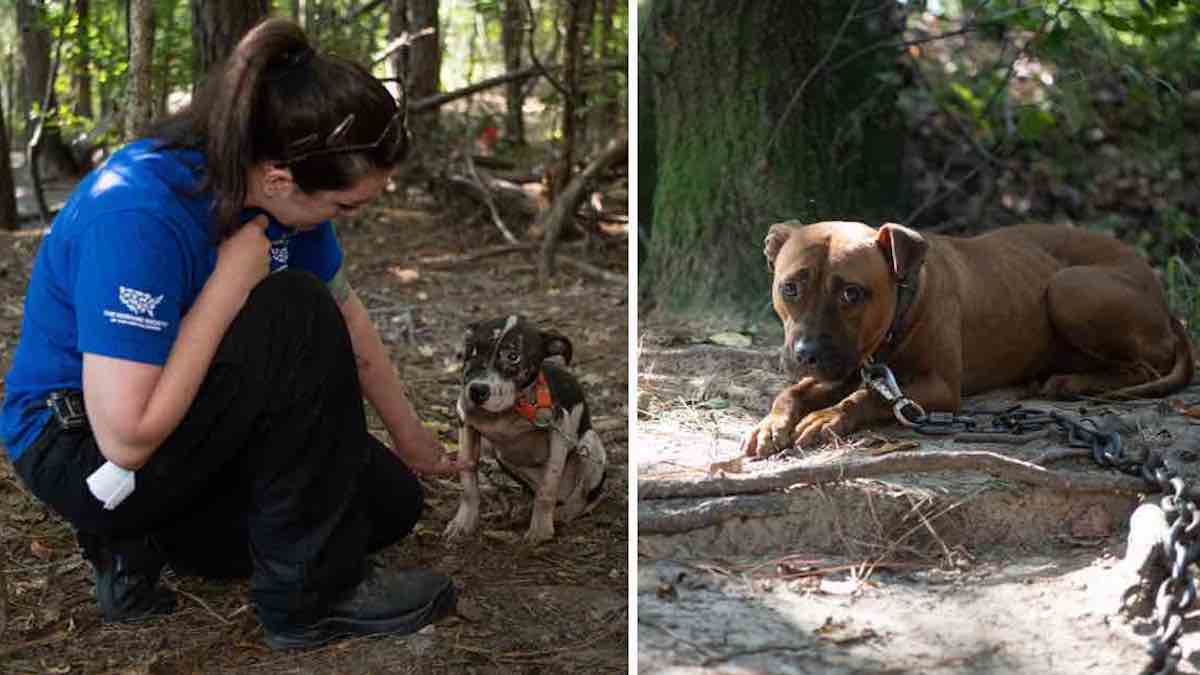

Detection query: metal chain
xmin=860 ymin=360 xmax=1196 ymax=673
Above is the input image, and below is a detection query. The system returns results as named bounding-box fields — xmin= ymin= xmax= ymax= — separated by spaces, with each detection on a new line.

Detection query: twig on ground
xmin=418 ymin=240 xmax=601 ymax=268
xmin=464 ymin=151 xmax=519 ymax=245
xmin=638 ymin=618 xmax=717 ymax=658
xmin=0 ymin=630 xmax=71 ymax=659
xmin=165 ymin=583 xmax=233 ymax=625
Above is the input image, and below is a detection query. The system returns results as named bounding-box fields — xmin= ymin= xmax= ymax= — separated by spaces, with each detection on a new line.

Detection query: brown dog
xmin=742 ymin=221 xmax=1194 ymax=457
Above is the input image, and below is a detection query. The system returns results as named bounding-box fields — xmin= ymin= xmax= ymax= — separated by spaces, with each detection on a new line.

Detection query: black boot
xmin=80 ymin=534 xmax=178 ymax=623
xmin=262 ymin=565 xmax=457 ymax=650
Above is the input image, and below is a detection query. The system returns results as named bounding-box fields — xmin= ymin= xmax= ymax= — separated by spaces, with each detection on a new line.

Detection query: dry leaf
xmin=30 ymin=540 xmax=53 ymax=561
xmin=708 ymin=332 xmax=752 ymax=348
xmin=388 ymin=267 xmax=421 ymax=284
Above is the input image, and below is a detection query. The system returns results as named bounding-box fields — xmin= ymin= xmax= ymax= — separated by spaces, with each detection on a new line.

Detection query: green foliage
xmin=3 ymin=0 xmax=626 ymax=150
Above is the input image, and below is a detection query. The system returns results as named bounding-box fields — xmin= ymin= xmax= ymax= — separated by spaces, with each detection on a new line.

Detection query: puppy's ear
xmin=876 ymin=223 xmax=928 ymax=281
xmin=764 ymin=221 xmax=799 ymax=273
xmin=542 ymin=330 xmax=574 ymax=365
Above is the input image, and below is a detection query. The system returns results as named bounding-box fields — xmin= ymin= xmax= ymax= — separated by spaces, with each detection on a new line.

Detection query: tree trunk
xmin=5 ymin=50 xmax=17 ymax=141
xmin=408 ymin=0 xmax=440 ymax=100
xmin=594 ymin=0 xmax=619 ymax=134
xmin=157 ymin=0 xmax=181 ymax=115
xmin=556 ymin=0 xmax=579 ymax=198
xmin=641 ymin=0 xmax=905 ymax=312
xmin=388 ymin=0 xmax=409 ymax=95
xmin=500 ymin=0 xmax=525 ymax=144
xmin=191 ymin=0 xmax=270 ymax=86
xmin=16 ymin=0 xmax=79 ymax=178
xmin=126 ymin=0 xmax=156 ymax=138
xmin=0 ymin=91 xmax=18 ymax=230
xmin=72 ymin=0 xmax=93 ymax=119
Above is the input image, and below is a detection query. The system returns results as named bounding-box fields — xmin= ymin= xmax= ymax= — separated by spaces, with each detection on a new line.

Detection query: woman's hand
xmin=214 ymin=215 xmax=271 ymax=294
xmin=406 ymin=443 xmax=475 ymax=477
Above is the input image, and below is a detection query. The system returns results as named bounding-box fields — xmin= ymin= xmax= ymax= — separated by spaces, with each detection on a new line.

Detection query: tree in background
xmin=639 ymin=0 xmax=905 ymax=314
xmin=70 ymin=0 xmax=91 ymax=119
xmin=191 ymin=0 xmax=269 ymax=84
xmin=125 ymin=0 xmax=154 ymax=137
xmin=500 ymin=0 xmax=525 ymax=144
xmin=407 ymin=0 xmax=440 ymax=100
xmin=17 ymin=0 xmax=80 ymax=178
xmin=0 ymin=0 xmax=627 ymax=242
xmin=0 ymin=91 xmax=16 ymax=229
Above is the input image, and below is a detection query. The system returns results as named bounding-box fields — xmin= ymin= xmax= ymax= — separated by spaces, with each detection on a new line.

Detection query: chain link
xmin=860 ymin=361 xmax=1196 ymax=673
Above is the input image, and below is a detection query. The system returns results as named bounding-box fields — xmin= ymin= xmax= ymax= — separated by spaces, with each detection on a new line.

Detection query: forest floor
xmin=636 ymin=318 xmax=1200 ymax=675
xmin=0 ymin=171 xmax=630 ymax=674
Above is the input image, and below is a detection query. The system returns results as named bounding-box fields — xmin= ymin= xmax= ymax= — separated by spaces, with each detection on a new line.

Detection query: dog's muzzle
xmin=468 ymin=382 xmax=490 ymax=405
xmin=783 ymin=335 xmax=853 ymax=381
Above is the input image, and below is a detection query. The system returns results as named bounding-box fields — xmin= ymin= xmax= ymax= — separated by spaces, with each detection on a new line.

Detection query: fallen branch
xmin=638 ymin=448 xmax=1152 ymax=501
xmin=554 ymin=253 xmax=626 ymax=285
xmin=538 ymin=136 xmax=628 ymax=283
xmin=464 ymin=150 xmax=519 ymax=244
xmin=405 ymin=62 xmax=622 ymax=114
xmin=419 ymin=239 xmax=615 ymax=268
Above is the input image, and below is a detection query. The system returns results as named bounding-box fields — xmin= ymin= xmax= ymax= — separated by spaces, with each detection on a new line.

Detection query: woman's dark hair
xmin=145 ymin=18 xmax=409 ymax=239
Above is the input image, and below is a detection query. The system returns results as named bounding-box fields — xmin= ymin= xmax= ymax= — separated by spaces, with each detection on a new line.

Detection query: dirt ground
xmin=636 ymin=318 xmax=1200 ymax=675
xmin=0 ymin=179 xmax=629 ymax=673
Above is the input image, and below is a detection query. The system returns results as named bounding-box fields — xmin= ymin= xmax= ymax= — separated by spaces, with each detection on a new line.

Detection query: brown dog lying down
xmin=743 ymin=222 xmax=1194 ymax=456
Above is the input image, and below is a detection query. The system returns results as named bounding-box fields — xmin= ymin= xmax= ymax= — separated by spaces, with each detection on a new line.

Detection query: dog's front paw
xmin=524 ymin=521 xmax=555 ymax=545
xmin=443 ymin=504 xmax=480 ymax=542
xmin=524 ymin=509 xmax=555 ymax=545
xmin=792 ymin=406 xmax=853 ymax=448
xmin=742 ymin=412 xmax=796 ymax=458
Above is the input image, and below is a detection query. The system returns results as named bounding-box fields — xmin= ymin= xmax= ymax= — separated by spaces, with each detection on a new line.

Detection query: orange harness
xmin=514 ymin=371 xmax=554 ymax=426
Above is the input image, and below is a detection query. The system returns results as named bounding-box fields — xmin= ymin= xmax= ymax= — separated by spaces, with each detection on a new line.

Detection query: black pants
xmin=13 ymin=271 xmax=423 ymax=627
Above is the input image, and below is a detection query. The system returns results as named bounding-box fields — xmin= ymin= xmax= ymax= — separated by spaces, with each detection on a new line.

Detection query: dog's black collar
xmin=875 ymin=270 xmax=920 ymax=362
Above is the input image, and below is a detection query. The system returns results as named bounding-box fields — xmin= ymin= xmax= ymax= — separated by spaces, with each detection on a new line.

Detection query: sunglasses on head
xmin=282 ymin=102 xmax=410 ymax=166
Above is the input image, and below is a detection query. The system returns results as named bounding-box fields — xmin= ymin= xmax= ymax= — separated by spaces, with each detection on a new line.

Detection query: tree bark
xmin=407 ymin=0 xmax=440 ymax=100
xmin=641 ymin=0 xmax=905 ymax=312
xmin=71 ymin=0 xmax=93 ymax=119
xmin=157 ymin=0 xmax=181 ymax=116
xmin=593 ymin=0 xmax=620 ymax=135
xmin=126 ymin=0 xmax=156 ymax=138
xmin=191 ymin=0 xmax=270 ymax=86
xmin=388 ymin=0 xmax=409 ymax=97
xmin=500 ymin=0 xmax=525 ymax=144
xmin=0 ymin=91 xmax=18 ymax=230
xmin=16 ymin=0 xmax=79 ymax=178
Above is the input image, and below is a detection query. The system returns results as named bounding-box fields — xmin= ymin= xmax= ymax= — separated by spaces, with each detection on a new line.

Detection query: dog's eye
xmin=841 ymin=284 xmax=867 ymax=306
xmin=779 ymin=281 xmax=800 ymax=298
xmin=504 ymin=351 xmax=521 ymax=364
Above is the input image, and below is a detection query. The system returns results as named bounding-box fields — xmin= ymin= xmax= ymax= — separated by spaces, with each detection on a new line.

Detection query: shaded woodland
xmin=640 ymin=0 xmax=1200 ymax=324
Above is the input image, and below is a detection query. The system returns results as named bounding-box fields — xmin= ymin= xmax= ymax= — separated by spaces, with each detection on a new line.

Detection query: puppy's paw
xmin=443 ymin=505 xmax=480 ymax=542
xmin=742 ymin=412 xmax=796 ymax=458
xmin=524 ymin=518 xmax=555 ymax=545
xmin=792 ymin=406 xmax=851 ymax=448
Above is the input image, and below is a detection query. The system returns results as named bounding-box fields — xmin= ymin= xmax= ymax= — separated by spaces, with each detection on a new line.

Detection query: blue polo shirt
xmin=1 ymin=139 xmax=344 ymax=461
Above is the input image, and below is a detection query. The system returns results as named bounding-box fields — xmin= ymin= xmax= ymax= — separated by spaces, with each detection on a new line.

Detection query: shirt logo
xmin=270 ymin=242 xmax=289 ymax=268
xmin=118 ymin=286 xmax=165 ymax=317
xmin=106 ymin=286 xmax=170 ymax=332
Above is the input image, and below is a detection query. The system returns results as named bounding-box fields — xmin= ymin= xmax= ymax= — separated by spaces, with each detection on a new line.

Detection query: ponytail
xmin=146 ymin=18 xmax=409 ymax=240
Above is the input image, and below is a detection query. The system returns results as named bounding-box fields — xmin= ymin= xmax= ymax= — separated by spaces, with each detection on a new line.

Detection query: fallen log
xmin=638 ymin=448 xmax=1152 ymax=500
